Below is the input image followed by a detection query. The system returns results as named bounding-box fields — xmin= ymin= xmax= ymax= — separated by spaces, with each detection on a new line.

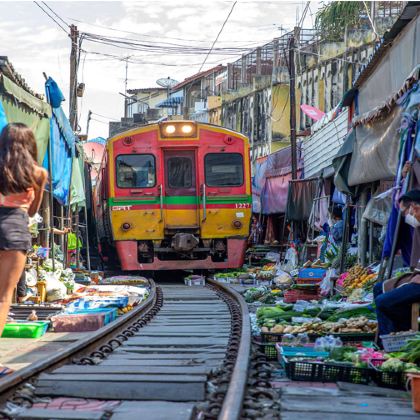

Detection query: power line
xmin=81 ymin=32 xmax=255 ymax=56
xmin=67 ymin=16 xmax=272 ymax=45
xmin=33 ymin=2 xmax=69 ymax=34
xmin=81 ymin=49 xmax=233 ymax=67
xmin=198 ymin=1 xmax=237 ymax=73
xmin=91 ymin=112 xmax=120 ymax=121
xmin=41 ymin=2 xmax=70 ymax=28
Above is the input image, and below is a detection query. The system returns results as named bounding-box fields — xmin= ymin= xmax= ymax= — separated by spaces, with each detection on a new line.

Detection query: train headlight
xmin=181 ymin=124 xmax=193 ymax=134
xmin=121 ymin=222 xmax=132 ymax=231
xmin=232 ymin=220 xmax=242 ymax=229
xmin=165 ymin=125 xmax=176 ymax=134
xmin=159 ymin=121 xmax=197 ymax=138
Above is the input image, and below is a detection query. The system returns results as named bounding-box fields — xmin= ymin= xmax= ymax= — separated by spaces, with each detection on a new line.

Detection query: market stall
xmin=209 ymin=252 xmax=420 ymax=401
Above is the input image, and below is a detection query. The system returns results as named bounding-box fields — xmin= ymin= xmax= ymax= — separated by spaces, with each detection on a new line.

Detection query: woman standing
xmin=0 ymin=123 xmax=47 ymax=374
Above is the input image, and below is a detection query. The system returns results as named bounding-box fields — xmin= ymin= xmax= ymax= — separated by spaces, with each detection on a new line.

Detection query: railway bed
xmin=0 ymin=280 xmax=250 ymax=420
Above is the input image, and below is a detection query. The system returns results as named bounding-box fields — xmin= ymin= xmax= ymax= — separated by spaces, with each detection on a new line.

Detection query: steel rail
xmin=0 ymin=280 xmax=157 ymax=399
xmin=208 ymin=279 xmax=251 ymax=420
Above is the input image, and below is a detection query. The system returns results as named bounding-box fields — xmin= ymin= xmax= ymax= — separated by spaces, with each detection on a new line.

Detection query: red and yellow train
xmin=94 ymin=120 xmax=252 ymax=271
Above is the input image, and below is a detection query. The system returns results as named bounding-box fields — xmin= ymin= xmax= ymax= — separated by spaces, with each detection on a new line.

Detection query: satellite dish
xmin=156 ymin=77 xmax=178 ymax=88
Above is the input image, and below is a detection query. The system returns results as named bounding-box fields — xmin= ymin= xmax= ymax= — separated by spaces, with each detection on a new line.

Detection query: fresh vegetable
xmin=326 ymin=307 xmax=376 ymax=322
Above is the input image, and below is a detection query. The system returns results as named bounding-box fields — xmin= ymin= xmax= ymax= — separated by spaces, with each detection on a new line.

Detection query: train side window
xmin=116 ymin=154 xmax=156 ymax=188
xmin=205 ymin=153 xmax=244 ymax=187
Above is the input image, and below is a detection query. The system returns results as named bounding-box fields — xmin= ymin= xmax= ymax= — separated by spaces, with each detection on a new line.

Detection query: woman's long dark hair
xmin=0 ymin=123 xmax=38 ymax=195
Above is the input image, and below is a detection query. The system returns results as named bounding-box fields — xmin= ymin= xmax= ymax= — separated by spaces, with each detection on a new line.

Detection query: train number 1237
xmin=235 ymin=203 xmax=251 ymax=209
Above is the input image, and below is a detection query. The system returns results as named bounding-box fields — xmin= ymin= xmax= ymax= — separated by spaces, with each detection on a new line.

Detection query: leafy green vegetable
xmin=326 ymin=307 xmax=376 ymax=322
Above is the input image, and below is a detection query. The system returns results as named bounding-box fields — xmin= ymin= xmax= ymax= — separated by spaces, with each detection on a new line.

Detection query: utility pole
xmin=288 ymin=30 xmax=298 ymax=180
xmin=124 ymin=56 xmax=130 ymax=118
xmin=69 ymin=24 xmax=79 ymax=131
xmin=86 ymin=110 xmax=92 ymax=138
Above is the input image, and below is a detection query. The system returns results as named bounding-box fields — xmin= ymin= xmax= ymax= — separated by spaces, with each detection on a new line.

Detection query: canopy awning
xmin=157 ymin=96 xmax=183 ymax=108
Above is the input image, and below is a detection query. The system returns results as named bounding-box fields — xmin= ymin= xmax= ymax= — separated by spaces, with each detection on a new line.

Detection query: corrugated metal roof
xmin=304 ymin=108 xmax=349 ymax=179
xmin=171 ymin=65 xmax=226 ymax=90
xmin=126 ymin=87 xmax=166 ymax=94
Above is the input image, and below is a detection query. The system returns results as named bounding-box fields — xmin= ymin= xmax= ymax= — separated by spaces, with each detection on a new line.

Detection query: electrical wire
xmin=91 ymin=111 xmax=120 ymax=121
xmin=90 ymin=117 xmax=112 ymax=125
xmin=41 ymin=2 xmax=70 ymax=28
xmin=67 ymin=16 xmax=271 ymax=45
xmin=198 ymin=1 xmax=237 ymax=72
xmin=81 ymin=32 xmax=254 ymax=56
xmin=33 ymin=1 xmax=69 ymax=34
xmin=81 ymin=49 xmax=231 ymax=67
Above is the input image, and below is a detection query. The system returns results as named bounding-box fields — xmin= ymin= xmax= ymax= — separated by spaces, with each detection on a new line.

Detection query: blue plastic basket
xmin=67 ymin=297 xmax=129 ymax=310
xmin=277 ymin=344 xmax=329 ymax=361
xmin=66 ymin=308 xmax=118 ymax=324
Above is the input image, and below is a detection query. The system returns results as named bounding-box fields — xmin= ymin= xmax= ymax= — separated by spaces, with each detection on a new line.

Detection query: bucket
xmin=407 ymin=373 xmax=420 ymax=412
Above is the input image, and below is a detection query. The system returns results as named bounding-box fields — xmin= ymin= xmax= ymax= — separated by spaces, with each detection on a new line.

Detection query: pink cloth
xmin=0 ymin=188 xmax=34 ymax=209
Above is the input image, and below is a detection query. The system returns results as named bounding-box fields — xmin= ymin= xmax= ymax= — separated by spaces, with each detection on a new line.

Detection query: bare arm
xmin=28 ymin=166 xmax=48 ymax=217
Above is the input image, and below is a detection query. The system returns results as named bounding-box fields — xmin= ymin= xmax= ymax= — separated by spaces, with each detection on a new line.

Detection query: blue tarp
xmin=0 ymin=100 xmax=7 ymax=133
xmin=43 ymin=77 xmax=75 ymax=206
xmin=88 ymin=136 xmax=106 ymax=145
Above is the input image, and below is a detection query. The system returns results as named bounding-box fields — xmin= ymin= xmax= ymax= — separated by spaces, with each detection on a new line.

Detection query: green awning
xmin=1 ymin=74 xmax=51 ymax=117
xmin=0 ymin=74 xmax=51 ymax=164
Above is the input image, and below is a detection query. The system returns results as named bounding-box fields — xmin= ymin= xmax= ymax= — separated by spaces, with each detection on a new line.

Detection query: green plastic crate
xmin=2 ymin=321 xmax=49 ymax=338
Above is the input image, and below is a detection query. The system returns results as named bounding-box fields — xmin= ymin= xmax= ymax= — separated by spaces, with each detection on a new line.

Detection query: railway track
xmin=0 ymin=279 xmax=250 ymax=420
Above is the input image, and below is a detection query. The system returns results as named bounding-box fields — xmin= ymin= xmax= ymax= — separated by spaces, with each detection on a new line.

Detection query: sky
xmin=0 ymin=0 xmax=319 ymax=139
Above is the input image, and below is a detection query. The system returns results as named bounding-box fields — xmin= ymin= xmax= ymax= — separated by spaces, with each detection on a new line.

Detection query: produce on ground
xmin=263 ymin=316 xmax=376 ymax=335
xmin=243 ymin=287 xmax=276 ymax=304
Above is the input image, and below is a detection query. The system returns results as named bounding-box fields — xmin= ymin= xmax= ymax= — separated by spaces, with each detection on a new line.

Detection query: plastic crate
xmin=380 ymin=332 xmax=417 ymax=352
xmin=2 ymin=321 xmax=49 ymax=338
xmin=282 ymin=357 xmax=325 ymax=381
xmin=277 ymin=344 xmax=328 ymax=362
xmin=295 ymin=278 xmax=322 ymax=285
xmin=184 ymin=277 xmax=205 ymax=286
xmin=322 ymin=362 xmax=372 ymax=385
xmin=369 ymin=361 xmax=407 ymax=390
xmin=298 ymin=268 xmax=327 ymax=279
xmin=282 ymin=357 xmax=372 ymax=384
xmin=258 ymin=343 xmax=278 ymax=360
xmin=68 ymin=297 xmax=129 ymax=310
xmin=240 ymin=278 xmax=257 ymax=286
xmin=67 ymin=308 xmax=118 ymax=324
xmin=284 ymin=289 xmax=320 ymax=303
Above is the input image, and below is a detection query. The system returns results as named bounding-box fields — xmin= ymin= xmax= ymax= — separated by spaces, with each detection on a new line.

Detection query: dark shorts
xmin=0 ymin=207 xmax=31 ymax=252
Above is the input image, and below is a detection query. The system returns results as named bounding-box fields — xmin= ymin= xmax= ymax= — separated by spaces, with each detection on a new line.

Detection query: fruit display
xmin=342 ymin=265 xmax=377 ymax=293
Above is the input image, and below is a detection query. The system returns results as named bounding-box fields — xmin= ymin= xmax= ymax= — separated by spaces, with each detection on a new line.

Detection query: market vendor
xmin=374 ymin=189 xmax=420 ymax=341
xmin=330 ymin=207 xmax=344 ymax=244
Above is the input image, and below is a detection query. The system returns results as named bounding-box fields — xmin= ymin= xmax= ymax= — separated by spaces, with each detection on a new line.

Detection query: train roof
xmin=107 ymin=121 xmax=249 ymax=147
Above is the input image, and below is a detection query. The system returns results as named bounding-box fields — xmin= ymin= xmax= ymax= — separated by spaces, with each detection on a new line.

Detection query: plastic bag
xmin=265 ymin=252 xmax=280 ymax=263
xmin=320 ymin=268 xmax=336 ymax=297
xmin=25 ymin=268 xmax=38 ymax=287
xmin=281 ymin=246 xmax=298 ymax=272
xmin=44 ymin=271 xmax=67 ymax=301
xmin=273 ymin=268 xmax=292 ymax=286
xmin=362 ymin=188 xmax=393 ymax=226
